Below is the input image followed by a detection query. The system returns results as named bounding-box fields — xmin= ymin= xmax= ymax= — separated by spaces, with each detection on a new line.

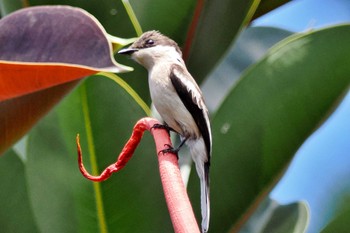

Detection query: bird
xmin=118 ymin=30 xmax=212 ymax=233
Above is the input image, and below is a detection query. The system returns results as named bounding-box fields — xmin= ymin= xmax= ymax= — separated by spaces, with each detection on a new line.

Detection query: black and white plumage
xmin=119 ymin=31 xmax=212 ymax=233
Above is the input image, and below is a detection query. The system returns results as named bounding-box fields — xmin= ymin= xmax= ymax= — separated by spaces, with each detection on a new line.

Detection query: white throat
xmin=131 ymin=45 xmax=184 ymax=70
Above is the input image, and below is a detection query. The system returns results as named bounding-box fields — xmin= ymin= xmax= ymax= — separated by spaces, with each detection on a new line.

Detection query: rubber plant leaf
xmin=0 ymin=5 xmax=133 ymax=154
xmin=185 ymin=0 xmax=260 ymax=83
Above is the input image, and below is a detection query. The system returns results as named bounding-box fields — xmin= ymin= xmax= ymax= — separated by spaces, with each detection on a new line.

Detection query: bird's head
xmin=118 ymin=30 xmax=182 ymax=70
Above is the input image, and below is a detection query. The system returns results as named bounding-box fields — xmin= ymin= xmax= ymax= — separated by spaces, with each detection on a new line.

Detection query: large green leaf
xmin=0 ymin=150 xmax=38 ymax=232
xmin=24 ymin=76 xmax=172 ymax=232
xmin=186 ymin=0 xmax=260 ymax=83
xmin=188 ymin=24 xmax=350 ymax=232
xmin=203 ymin=26 xmax=293 ymax=111
xmin=253 ymin=0 xmax=290 ymax=19
xmin=321 ymin=198 xmax=350 ymax=233
xmin=240 ymin=199 xmax=309 ymax=233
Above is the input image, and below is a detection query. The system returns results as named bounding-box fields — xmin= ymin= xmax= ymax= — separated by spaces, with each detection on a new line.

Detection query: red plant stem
xmin=76 ymin=117 xmax=200 ymax=233
xmin=76 ymin=119 xmax=147 ymax=181
xmin=147 ymin=118 xmax=200 ymax=233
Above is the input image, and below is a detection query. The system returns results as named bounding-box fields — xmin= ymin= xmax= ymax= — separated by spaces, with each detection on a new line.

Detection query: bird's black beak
xmin=118 ymin=47 xmax=138 ymax=55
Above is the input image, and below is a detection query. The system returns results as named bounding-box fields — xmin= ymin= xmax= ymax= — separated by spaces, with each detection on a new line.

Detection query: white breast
xmin=148 ymin=65 xmax=199 ymax=138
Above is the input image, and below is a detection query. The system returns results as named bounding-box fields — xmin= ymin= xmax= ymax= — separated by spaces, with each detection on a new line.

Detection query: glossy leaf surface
xmin=240 ymin=199 xmax=309 ymax=233
xmin=203 ymin=26 xmax=293 ymax=111
xmin=0 ymin=150 xmax=38 ymax=232
xmin=188 ymin=25 xmax=350 ymax=232
xmin=321 ymin=200 xmax=350 ymax=233
xmin=186 ymin=0 xmax=260 ymax=83
xmin=254 ymin=0 xmax=290 ymax=19
xmin=0 ymin=6 xmax=132 ymax=154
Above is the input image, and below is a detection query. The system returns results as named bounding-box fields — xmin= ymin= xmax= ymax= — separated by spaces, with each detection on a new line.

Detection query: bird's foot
xmin=158 ymin=144 xmax=179 ymax=159
xmin=151 ymin=123 xmax=176 ymax=134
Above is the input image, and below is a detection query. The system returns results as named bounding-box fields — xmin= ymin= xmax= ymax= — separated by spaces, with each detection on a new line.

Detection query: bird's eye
xmin=146 ymin=39 xmax=154 ymax=45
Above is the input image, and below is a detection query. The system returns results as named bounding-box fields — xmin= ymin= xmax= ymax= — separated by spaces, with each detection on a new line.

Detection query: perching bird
xmin=119 ymin=30 xmax=212 ymax=233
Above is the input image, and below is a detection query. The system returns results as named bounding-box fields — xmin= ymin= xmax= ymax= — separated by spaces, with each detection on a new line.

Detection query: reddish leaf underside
xmin=0 ymin=62 xmax=96 ymax=101
xmin=0 ymin=80 xmax=80 ymax=154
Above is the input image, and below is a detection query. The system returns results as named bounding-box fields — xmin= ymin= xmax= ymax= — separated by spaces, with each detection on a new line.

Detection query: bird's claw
xmin=151 ymin=123 xmax=176 ymax=134
xmin=158 ymin=144 xmax=179 ymax=159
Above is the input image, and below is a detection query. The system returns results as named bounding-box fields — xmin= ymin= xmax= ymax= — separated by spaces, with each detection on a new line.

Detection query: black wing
xmin=169 ymin=64 xmax=211 ymax=160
